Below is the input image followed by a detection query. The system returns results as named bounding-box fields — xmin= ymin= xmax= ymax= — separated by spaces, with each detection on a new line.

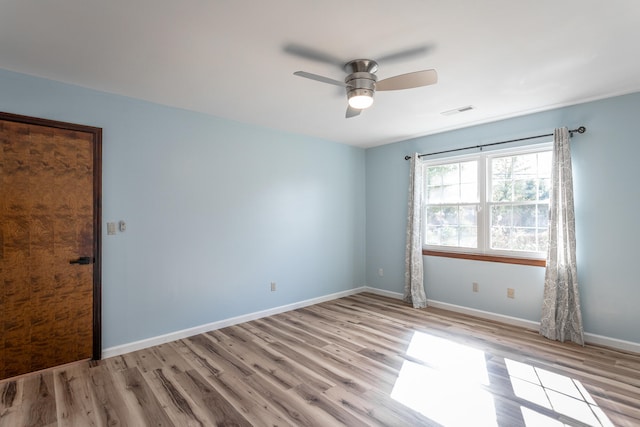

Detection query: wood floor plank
xmin=87 ymin=362 xmax=135 ymax=427
xmin=251 ymin=320 xmax=371 ymax=395
xmin=53 ymin=363 xmax=99 ymax=427
xmin=212 ymin=326 xmax=334 ymax=393
xmin=1 ymin=292 xmax=638 ymax=426
xmin=0 ymin=379 xmax=25 ymax=427
xmin=170 ymin=339 xmax=293 ymax=425
xmin=185 ymin=333 xmax=254 ymax=377
xmin=321 ymin=343 xmax=399 ymax=392
xmin=150 ymin=367 xmax=209 ymax=427
xmin=277 ymin=311 xmax=367 ymax=353
xmin=119 ymin=367 xmax=175 ymax=426
xmin=292 ymin=382 xmax=371 ymax=427
xmin=122 ymin=346 xmax=211 ymax=427
xmin=174 ymin=369 xmax=252 ymax=426
xmin=23 ymin=372 xmax=57 ymax=427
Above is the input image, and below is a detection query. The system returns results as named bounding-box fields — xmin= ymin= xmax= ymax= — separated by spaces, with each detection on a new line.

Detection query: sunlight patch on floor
xmin=505 ymin=359 xmax=614 ymax=427
xmin=391 ymin=331 xmax=615 ymax=427
xmin=406 ymin=331 xmax=490 ymax=386
xmin=391 ymin=360 xmax=497 ymax=426
xmin=391 ymin=332 xmax=497 ymax=426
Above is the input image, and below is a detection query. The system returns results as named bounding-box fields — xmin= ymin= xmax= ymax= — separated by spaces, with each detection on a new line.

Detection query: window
xmin=423 ymin=143 xmax=552 ymax=259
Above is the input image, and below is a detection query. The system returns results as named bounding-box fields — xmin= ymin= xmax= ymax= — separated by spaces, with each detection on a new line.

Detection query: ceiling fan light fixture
xmin=348 ymin=89 xmax=374 ymax=109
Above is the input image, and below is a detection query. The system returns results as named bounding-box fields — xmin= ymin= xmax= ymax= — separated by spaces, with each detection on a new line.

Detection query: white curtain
xmin=540 ymin=127 xmax=584 ymax=345
xmin=403 ymin=153 xmax=427 ymax=308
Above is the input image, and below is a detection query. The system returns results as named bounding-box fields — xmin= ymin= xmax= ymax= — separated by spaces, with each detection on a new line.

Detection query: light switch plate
xmin=107 ymin=222 xmax=116 ymax=235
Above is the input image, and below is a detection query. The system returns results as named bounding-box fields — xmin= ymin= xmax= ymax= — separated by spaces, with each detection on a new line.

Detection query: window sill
xmin=422 ymin=250 xmax=546 ymax=267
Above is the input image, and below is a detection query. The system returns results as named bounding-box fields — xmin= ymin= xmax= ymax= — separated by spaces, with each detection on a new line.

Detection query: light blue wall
xmin=0 ymin=69 xmax=366 ymax=349
xmin=366 ymin=92 xmax=640 ymax=344
xmin=3 ymin=65 xmax=638 ymax=349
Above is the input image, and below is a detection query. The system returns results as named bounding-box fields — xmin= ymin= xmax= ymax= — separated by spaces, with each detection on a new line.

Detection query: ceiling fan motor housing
xmin=345 ymin=71 xmax=377 ymax=100
xmin=344 ymin=60 xmax=379 ymax=100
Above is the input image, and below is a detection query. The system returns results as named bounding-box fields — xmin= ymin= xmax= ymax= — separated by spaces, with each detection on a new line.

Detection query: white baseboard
xmin=362 ymin=286 xmax=539 ymax=329
xmin=426 ymin=299 xmax=541 ymax=331
xmin=102 ymin=286 xmax=366 ymax=359
xmin=582 ymin=332 xmax=640 ymax=354
xmin=361 ymin=286 xmax=404 ymax=300
xmin=102 ymin=285 xmax=640 ymax=358
xmin=361 ymin=286 xmax=640 ymax=354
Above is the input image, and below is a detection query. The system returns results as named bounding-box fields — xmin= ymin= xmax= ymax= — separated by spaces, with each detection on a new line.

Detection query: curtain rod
xmin=404 ymin=126 xmax=586 ymax=160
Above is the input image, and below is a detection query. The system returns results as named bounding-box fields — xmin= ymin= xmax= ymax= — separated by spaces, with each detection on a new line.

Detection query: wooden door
xmin=0 ymin=112 xmax=101 ymax=380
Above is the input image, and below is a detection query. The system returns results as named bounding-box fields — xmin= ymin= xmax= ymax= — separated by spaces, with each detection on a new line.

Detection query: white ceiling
xmin=2 ymin=1 xmax=640 ymax=148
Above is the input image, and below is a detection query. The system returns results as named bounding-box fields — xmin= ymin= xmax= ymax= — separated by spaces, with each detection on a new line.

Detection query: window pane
xmin=491 ymin=224 xmax=512 ymax=250
xmin=426 ymin=161 xmax=478 ymax=204
xmin=426 ymin=205 xmax=455 ymax=227
xmin=538 ymin=228 xmax=549 ymax=251
xmin=427 ymin=225 xmax=460 ymax=246
xmin=460 ymin=161 xmax=478 ymax=203
xmin=459 ymin=226 xmax=477 ymax=248
xmin=426 ymin=206 xmax=443 ymax=225
xmin=425 ymin=205 xmax=478 ymax=248
xmin=442 ymin=206 xmax=458 ymax=223
xmin=513 ymin=179 xmax=538 ymax=201
xmin=513 ymin=153 xmax=537 ymax=179
xmin=427 ymin=186 xmax=442 ymax=204
xmin=460 ymin=161 xmax=477 ymax=182
xmin=514 ymin=228 xmax=537 ymax=251
xmin=492 ymin=180 xmax=512 ymax=202
xmin=427 ymin=225 xmax=477 ymax=248
xmin=441 ymin=184 xmax=460 ymax=203
xmin=441 ymin=227 xmax=459 ymax=246
xmin=538 ymin=178 xmax=550 ymax=201
xmin=441 ymin=165 xmax=460 ymax=185
xmin=513 ymin=205 xmax=536 ymax=228
xmin=492 ymin=157 xmax=512 ymax=180
xmin=491 ymin=150 xmax=552 ymax=204
xmin=460 ymin=183 xmax=477 ymax=203
xmin=538 ymin=151 xmax=552 ymax=176
xmin=491 ymin=205 xmax=512 ymax=226
xmin=459 ymin=206 xmax=477 ymax=226
xmin=491 ymin=204 xmax=549 ymax=252
xmin=537 ymin=204 xmax=549 ymax=228
xmin=426 ymin=226 xmax=442 ymax=245
xmin=427 ymin=164 xmax=458 ymax=186
xmin=490 ymin=205 xmax=513 ymax=250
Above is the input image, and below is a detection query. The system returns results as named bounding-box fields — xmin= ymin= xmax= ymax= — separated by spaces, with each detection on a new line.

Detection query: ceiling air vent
xmin=441 ymin=105 xmax=475 ymax=116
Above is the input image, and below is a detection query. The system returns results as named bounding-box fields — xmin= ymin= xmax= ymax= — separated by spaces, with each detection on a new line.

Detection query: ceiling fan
xmin=287 ymin=44 xmax=438 ymax=118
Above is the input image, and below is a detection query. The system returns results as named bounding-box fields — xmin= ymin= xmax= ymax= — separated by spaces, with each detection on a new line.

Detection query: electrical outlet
xmin=270 ymin=282 xmax=276 ymax=292
xmin=378 ymin=268 xmax=384 ymax=277
xmin=507 ymin=288 xmax=515 ymax=299
xmin=472 ymin=282 xmax=479 ymax=292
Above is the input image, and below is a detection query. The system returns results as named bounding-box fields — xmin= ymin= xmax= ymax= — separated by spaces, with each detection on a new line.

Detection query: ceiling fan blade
xmin=294 ymin=71 xmax=346 ymax=87
xmin=284 ymin=43 xmax=345 ymax=68
xmin=376 ymin=69 xmax=438 ymax=91
xmin=346 ymin=105 xmax=362 ymax=118
xmin=376 ymin=45 xmax=433 ymax=63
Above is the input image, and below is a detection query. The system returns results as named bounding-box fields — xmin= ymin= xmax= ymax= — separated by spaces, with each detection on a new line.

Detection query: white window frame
xmin=422 ymin=142 xmax=552 ymax=260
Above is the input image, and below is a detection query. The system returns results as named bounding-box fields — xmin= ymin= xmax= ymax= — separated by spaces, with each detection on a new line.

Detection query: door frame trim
xmin=0 ymin=112 xmax=103 ymax=360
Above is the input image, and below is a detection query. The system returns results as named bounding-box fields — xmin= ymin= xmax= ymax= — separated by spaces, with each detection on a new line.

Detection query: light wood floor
xmin=1 ymin=292 xmax=639 ymax=426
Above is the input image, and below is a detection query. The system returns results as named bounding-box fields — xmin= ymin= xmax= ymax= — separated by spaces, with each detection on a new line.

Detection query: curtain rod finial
xmin=405 ymin=155 xmax=412 ymax=160
xmin=569 ymin=126 xmax=586 ymax=137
